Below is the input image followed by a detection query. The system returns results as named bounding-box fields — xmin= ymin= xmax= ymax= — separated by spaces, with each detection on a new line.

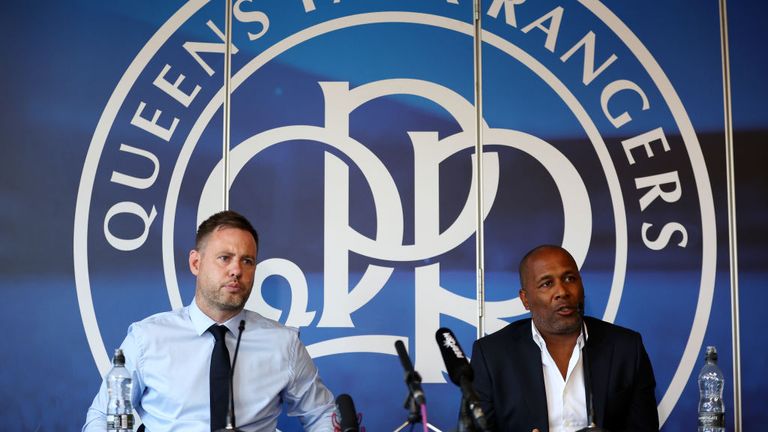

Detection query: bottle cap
xmin=705 ymin=345 xmax=718 ymax=362
xmin=113 ymin=348 xmax=126 ymax=366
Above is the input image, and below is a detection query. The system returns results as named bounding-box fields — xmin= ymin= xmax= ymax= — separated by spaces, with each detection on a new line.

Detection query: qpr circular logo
xmin=75 ymin=1 xmax=715 ymax=427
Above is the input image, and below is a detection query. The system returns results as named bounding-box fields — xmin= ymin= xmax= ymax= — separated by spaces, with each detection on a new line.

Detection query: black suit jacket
xmin=470 ymin=317 xmax=658 ymax=432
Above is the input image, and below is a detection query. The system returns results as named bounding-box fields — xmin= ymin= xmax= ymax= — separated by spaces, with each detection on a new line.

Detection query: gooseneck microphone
xmin=393 ymin=340 xmax=436 ymax=432
xmin=215 ymin=319 xmax=246 ymax=432
xmin=394 ymin=340 xmax=426 ymax=406
xmin=335 ymin=393 xmax=360 ymax=432
xmin=435 ymin=328 xmax=490 ymax=432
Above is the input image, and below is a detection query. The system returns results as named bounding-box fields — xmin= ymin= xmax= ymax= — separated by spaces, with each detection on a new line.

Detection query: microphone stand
xmin=575 ymin=316 xmax=609 ymax=432
xmin=393 ymin=340 xmax=440 ymax=432
xmin=393 ymin=392 xmax=441 ymax=432
xmin=456 ymin=395 xmax=477 ymax=432
xmin=215 ymin=320 xmax=246 ymax=432
xmin=457 ymin=377 xmax=490 ymax=432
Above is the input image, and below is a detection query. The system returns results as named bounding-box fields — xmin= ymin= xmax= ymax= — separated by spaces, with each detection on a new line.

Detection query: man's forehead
xmin=528 ymin=248 xmax=578 ymax=272
xmin=201 ymin=227 xmax=257 ymax=249
xmin=529 ymin=246 xmax=566 ymax=261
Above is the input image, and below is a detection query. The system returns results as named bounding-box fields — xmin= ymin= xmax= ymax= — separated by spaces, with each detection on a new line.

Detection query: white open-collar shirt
xmin=531 ymin=321 xmax=590 ymax=432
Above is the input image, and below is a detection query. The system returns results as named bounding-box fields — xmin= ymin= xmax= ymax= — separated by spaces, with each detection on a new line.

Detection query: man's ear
xmin=519 ymin=288 xmax=530 ymax=310
xmin=189 ymin=249 xmax=200 ymax=276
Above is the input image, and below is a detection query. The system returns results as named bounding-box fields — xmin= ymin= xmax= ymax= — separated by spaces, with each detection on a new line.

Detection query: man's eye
xmin=243 ymin=258 xmax=255 ymax=266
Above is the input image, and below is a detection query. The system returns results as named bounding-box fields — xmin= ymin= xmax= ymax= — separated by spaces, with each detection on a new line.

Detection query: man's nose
xmin=553 ymin=280 xmax=569 ymax=299
xmin=228 ymin=260 xmax=242 ymax=278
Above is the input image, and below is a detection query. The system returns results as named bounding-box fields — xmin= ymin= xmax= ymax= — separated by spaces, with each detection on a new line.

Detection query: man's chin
xmin=215 ymin=295 xmax=247 ymax=311
xmin=533 ymin=317 xmax=580 ymax=337
xmin=549 ymin=316 xmax=583 ymax=335
xmin=559 ymin=318 xmax=583 ymax=334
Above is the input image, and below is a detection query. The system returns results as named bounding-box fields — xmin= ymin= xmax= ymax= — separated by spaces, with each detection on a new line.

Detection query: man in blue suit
xmin=470 ymin=245 xmax=659 ymax=432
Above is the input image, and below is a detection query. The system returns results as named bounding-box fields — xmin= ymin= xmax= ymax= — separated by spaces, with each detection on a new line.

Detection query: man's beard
xmin=204 ymin=282 xmax=251 ymax=311
xmin=536 ymin=313 xmax=582 ymax=336
xmin=214 ymin=290 xmax=248 ymax=310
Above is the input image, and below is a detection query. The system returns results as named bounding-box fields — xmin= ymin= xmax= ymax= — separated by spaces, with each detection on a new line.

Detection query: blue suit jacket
xmin=470 ymin=317 xmax=659 ymax=432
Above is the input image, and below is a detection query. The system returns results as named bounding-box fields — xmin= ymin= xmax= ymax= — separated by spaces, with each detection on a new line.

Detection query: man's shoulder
xmin=585 ymin=316 xmax=645 ymax=352
xmin=129 ymin=307 xmax=188 ymax=331
xmin=242 ymin=309 xmax=300 ymax=336
xmin=477 ymin=318 xmax=532 ymax=347
xmin=477 ymin=317 xmax=644 ymax=345
xmin=585 ymin=316 xmax=641 ymax=339
xmin=121 ymin=308 xmax=192 ymax=352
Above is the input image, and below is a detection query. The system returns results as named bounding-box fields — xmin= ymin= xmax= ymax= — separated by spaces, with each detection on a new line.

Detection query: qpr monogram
xmin=75 ymin=1 xmax=716 ymax=426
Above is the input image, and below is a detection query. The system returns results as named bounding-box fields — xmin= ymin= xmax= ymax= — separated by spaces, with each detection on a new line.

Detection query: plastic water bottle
xmin=106 ymin=348 xmax=134 ymax=431
xmin=697 ymin=346 xmax=725 ymax=432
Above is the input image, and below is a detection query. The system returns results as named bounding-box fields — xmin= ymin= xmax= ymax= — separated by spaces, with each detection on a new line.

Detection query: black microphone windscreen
xmin=435 ymin=327 xmax=473 ymax=386
xmin=335 ymin=393 xmax=359 ymax=432
xmin=394 ymin=340 xmax=415 ymax=372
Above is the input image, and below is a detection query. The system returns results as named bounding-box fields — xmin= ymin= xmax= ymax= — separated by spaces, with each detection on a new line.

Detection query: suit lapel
xmin=585 ymin=319 xmax=613 ymax=427
xmin=517 ymin=325 xmax=550 ymax=432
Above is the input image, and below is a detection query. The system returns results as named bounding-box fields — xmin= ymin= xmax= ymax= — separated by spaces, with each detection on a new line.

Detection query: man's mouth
xmin=555 ymin=305 xmax=578 ymax=316
xmin=223 ymin=281 xmax=241 ymax=292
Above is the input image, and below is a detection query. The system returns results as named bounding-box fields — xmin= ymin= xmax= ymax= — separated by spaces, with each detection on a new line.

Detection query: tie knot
xmin=208 ymin=324 xmax=228 ymax=341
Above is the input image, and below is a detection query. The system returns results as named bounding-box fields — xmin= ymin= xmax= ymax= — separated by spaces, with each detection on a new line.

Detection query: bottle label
xmin=698 ymin=412 xmax=725 ymax=427
xmin=107 ymin=413 xmax=135 ymax=430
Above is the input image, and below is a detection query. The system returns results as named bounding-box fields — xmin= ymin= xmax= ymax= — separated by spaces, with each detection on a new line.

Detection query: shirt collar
xmin=530 ymin=319 xmax=588 ymax=352
xmin=188 ymin=298 xmax=246 ymax=336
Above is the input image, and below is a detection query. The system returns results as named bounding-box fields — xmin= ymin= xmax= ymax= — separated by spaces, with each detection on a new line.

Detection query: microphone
xmin=335 ymin=393 xmax=360 ymax=432
xmin=435 ymin=328 xmax=490 ymax=432
xmin=215 ymin=319 xmax=246 ymax=432
xmin=575 ymin=313 xmax=609 ymax=432
xmin=394 ymin=340 xmax=426 ymax=406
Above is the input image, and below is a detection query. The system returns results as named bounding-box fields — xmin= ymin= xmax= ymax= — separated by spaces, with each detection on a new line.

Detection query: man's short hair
xmin=518 ymin=244 xmax=574 ymax=289
xmin=194 ymin=210 xmax=259 ymax=250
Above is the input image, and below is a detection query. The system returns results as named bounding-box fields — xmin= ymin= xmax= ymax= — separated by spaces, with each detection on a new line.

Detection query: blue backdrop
xmin=1 ymin=1 xmax=766 ymax=430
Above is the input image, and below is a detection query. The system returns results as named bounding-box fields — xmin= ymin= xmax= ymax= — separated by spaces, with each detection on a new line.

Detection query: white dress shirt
xmin=531 ymin=321 xmax=589 ymax=432
xmin=83 ymin=300 xmax=335 ymax=431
